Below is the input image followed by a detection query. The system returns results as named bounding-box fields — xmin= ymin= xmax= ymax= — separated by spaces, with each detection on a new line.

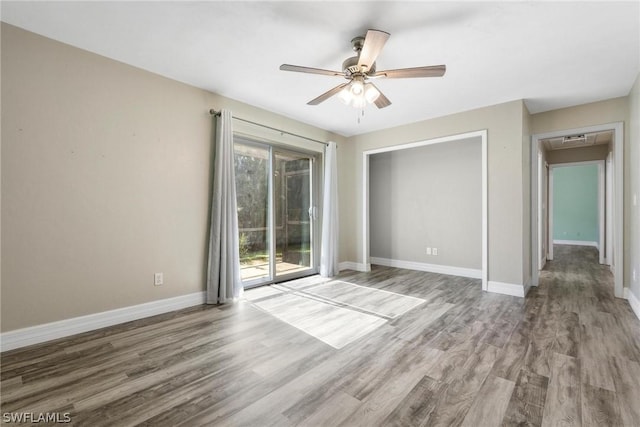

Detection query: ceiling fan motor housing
xmin=351 ymin=36 xmax=365 ymax=52
xmin=342 ymin=56 xmax=376 ymax=77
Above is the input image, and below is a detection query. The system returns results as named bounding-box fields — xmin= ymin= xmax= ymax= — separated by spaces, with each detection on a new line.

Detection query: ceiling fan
xmin=280 ymin=29 xmax=446 ymax=109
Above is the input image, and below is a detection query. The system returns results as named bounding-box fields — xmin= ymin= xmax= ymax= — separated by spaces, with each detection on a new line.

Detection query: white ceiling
xmin=2 ymin=1 xmax=639 ymax=137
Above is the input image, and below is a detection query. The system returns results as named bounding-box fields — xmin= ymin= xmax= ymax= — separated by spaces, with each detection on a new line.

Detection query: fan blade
xmin=307 ymin=83 xmax=349 ymax=105
xmin=374 ymin=65 xmax=446 ymax=79
xmin=370 ymin=84 xmax=392 ymax=109
xmin=357 ymin=29 xmax=390 ymax=72
xmin=280 ymin=64 xmax=344 ymax=77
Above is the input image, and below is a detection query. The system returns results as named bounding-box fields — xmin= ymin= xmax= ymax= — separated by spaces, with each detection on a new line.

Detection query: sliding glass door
xmin=234 ymin=142 xmax=270 ymax=283
xmin=234 ymin=138 xmax=319 ymax=287
xmin=274 ymin=150 xmax=313 ymax=276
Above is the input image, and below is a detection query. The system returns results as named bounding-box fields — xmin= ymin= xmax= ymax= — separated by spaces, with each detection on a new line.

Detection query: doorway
xmin=234 ymin=137 xmax=320 ymax=288
xmin=548 ymin=161 xmax=605 ymax=263
xmin=362 ymin=130 xmax=488 ymax=291
xmin=531 ymin=122 xmax=624 ymax=298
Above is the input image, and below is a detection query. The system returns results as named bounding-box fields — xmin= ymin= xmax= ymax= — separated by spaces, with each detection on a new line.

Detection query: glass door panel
xmin=274 ymin=151 xmax=314 ymax=278
xmin=234 ymin=142 xmax=271 ymax=284
xmin=234 ymin=137 xmax=318 ymax=288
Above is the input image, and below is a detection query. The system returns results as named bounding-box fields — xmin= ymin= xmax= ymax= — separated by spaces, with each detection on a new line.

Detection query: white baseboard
xmin=0 ymin=292 xmax=206 ymax=352
xmin=338 ymin=261 xmax=370 ymax=272
xmin=523 ymin=277 xmax=532 ymax=296
xmin=628 ymin=289 xmax=640 ymax=321
xmin=370 ymin=257 xmax=482 ymax=279
xmin=487 ymin=281 xmax=525 ymax=297
xmin=553 ymin=240 xmax=599 ymax=249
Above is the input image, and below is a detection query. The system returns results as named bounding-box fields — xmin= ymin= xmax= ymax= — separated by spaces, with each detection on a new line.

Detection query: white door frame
xmin=530 ymin=122 xmax=624 ymax=298
xmin=548 ymin=160 xmax=605 ymax=264
xmin=605 ymin=152 xmax=613 ymax=265
xmin=362 ymin=130 xmax=488 ymax=291
xmin=537 ymin=151 xmax=547 ymax=270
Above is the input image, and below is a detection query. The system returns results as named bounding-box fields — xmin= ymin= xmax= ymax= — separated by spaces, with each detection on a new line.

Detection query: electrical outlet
xmin=634 ymin=269 xmax=637 ymax=282
xmin=154 ymin=273 xmax=163 ymax=286
xmin=426 ymin=247 xmax=432 ymax=255
xmin=433 ymin=248 xmax=438 ymax=256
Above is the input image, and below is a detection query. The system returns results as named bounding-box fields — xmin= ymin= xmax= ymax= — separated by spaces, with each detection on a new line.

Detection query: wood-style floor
xmin=2 ymin=245 xmax=639 ymax=426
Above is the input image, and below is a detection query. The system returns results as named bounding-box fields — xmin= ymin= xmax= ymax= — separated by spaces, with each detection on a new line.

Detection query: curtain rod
xmin=209 ymin=109 xmax=328 ymax=147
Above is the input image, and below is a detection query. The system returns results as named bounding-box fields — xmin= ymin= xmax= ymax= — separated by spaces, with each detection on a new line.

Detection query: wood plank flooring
xmin=249 ymin=278 xmax=427 ymax=349
xmin=2 ymin=245 xmax=639 ymax=426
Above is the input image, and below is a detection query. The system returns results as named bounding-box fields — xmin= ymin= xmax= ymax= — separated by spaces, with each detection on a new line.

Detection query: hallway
xmin=533 ymin=244 xmax=640 ymax=425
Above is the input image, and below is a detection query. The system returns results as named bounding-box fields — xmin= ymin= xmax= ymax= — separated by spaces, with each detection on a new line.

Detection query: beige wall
xmin=530 ymin=98 xmax=628 ymax=134
xmin=344 ymin=100 xmax=527 ymax=286
xmin=0 ymin=24 xmax=344 ymax=332
xmin=336 ymin=136 xmax=356 ymax=267
xmin=629 ymin=73 xmax=640 ymax=299
xmin=531 ymin=97 xmax=631 ymax=289
xmin=369 ymin=137 xmax=482 ymax=269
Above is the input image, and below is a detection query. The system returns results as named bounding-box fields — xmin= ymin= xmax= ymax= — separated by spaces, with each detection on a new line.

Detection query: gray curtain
xmin=206 ymin=109 xmax=242 ymax=304
xmin=320 ymin=141 xmax=339 ymax=277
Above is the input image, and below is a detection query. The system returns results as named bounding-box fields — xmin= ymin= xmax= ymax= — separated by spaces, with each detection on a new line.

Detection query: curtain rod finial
xmin=209 ymin=109 xmax=220 ymax=116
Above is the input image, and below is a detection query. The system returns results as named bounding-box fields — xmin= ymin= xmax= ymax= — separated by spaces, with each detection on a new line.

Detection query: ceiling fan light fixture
xmin=337 ymin=87 xmax=353 ymax=105
xmin=338 ymin=80 xmax=379 ymax=108
xmin=364 ymin=83 xmax=380 ymax=103
xmin=350 ymin=76 xmax=365 ymax=95
xmin=351 ymin=95 xmax=366 ymax=109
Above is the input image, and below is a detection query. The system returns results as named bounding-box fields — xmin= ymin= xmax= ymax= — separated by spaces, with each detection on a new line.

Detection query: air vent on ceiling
xmin=562 ymin=134 xmax=586 ymax=144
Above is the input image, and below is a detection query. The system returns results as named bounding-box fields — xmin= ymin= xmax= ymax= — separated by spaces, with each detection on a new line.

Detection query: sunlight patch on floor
xmin=245 ymin=277 xmax=427 ymax=349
